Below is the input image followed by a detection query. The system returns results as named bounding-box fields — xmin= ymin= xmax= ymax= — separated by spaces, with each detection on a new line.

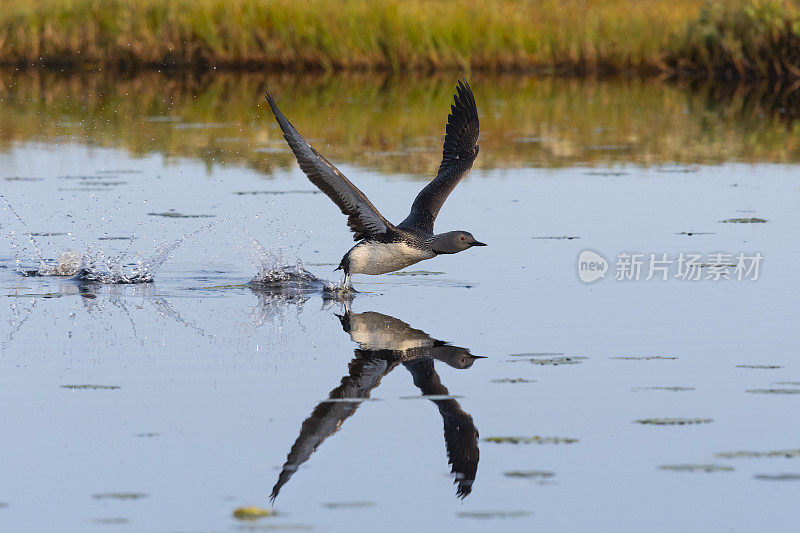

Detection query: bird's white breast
xmin=347 ymin=241 xmax=434 ymax=275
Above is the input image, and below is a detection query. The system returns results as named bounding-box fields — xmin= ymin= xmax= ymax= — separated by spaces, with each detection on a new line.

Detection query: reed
xmin=1 ymin=0 xmax=798 ymax=79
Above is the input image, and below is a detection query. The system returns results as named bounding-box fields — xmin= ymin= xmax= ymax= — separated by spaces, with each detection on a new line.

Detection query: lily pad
xmin=508 ymin=355 xmax=585 ymax=366
xmin=659 ymin=464 xmax=734 ymax=473
xmin=737 ymin=365 xmax=782 ymax=369
xmin=148 ymin=212 xmax=215 ymax=219
xmin=89 ymin=518 xmax=129 ymax=524
xmin=62 ymin=385 xmax=120 ymax=390
xmin=531 ymin=236 xmax=580 ymax=240
xmin=93 ymin=493 xmax=147 ymax=500
xmin=492 ymin=378 xmax=535 ymax=384
xmin=322 ymin=501 xmax=375 ymax=509
xmin=747 ymin=389 xmax=800 ymax=395
xmin=754 ymin=473 xmax=800 ymax=481
xmin=635 ymin=418 xmax=713 ymax=426
xmin=233 ymin=506 xmax=275 ymax=520
xmin=503 ymin=471 xmax=555 ymax=478
xmin=234 ymin=190 xmax=320 ymax=195
xmin=716 ymin=448 xmax=800 ymax=459
xmin=7 ymin=292 xmax=63 ymax=298
xmin=485 ymin=436 xmax=578 ymax=445
xmin=720 ymin=218 xmax=767 ymax=223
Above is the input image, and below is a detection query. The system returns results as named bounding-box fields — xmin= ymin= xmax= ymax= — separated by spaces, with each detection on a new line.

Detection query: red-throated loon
xmin=265 ymin=79 xmax=485 ymax=289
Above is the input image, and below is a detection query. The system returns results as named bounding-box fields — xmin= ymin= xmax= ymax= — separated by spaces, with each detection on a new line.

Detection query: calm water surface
xmin=1 ymin=73 xmax=799 ymax=532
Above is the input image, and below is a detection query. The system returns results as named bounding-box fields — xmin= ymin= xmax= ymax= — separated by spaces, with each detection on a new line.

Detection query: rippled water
xmin=1 ymin=73 xmax=798 ymax=532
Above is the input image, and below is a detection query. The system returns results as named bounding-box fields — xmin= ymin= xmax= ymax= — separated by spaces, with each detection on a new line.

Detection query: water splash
xmin=1 ymin=195 xmax=49 ymax=273
xmin=247 ymin=233 xmax=326 ymax=291
xmin=3 ymin=195 xmax=206 ymax=283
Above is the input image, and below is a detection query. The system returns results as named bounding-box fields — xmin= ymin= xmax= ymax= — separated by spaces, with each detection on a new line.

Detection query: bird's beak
xmin=472 ymin=241 xmax=487 ymax=246
xmin=469 ymin=355 xmax=488 ymax=359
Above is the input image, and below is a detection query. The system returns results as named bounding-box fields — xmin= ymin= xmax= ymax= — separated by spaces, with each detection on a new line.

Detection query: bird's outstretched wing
xmin=398 ymin=79 xmax=479 ymax=234
xmin=265 ymin=92 xmax=392 ymax=241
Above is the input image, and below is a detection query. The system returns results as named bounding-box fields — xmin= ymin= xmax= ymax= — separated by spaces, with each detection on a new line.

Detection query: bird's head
xmin=431 ymin=231 xmax=487 ymax=254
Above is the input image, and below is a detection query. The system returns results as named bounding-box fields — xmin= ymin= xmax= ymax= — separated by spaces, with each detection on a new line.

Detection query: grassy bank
xmin=1 ymin=0 xmax=799 ymax=79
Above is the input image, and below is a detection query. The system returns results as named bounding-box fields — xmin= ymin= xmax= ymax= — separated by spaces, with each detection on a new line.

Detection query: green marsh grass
xmin=0 ymin=0 xmax=767 ymax=76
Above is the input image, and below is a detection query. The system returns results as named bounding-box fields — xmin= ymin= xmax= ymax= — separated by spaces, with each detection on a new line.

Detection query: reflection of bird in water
xmin=265 ymin=80 xmax=486 ymax=290
xmin=270 ymin=311 xmax=484 ymax=501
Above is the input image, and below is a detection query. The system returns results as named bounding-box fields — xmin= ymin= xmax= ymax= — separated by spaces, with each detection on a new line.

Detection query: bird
xmin=265 ymin=79 xmax=485 ymax=289
xmin=269 ymin=310 xmax=483 ymax=502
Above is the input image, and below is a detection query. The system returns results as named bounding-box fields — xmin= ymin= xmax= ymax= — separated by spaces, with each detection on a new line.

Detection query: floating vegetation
xmin=613 ymin=356 xmax=677 ymax=360
xmin=631 ymin=386 xmax=695 ymax=392
xmin=321 ymin=501 xmax=375 ymax=509
xmin=147 ymin=211 xmax=215 ymax=218
xmin=746 ymin=389 xmax=800 ymax=395
xmin=635 ymin=418 xmax=713 ymax=426
xmin=716 ymin=448 xmax=800 ymax=459
xmin=531 ymin=236 xmax=580 ymax=240
xmin=753 ymin=473 xmax=800 ymax=482
xmin=492 ymin=378 xmax=536 ymax=384
xmin=507 ymin=354 xmax=585 ymax=366
xmin=457 ymin=511 xmax=531 ymax=519
xmin=62 ymin=384 xmax=120 ymax=390
xmin=736 ymin=365 xmax=782 ymax=369
xmin=234 ymin=190 xmax=321 ymax=196
xmin=233 ymin=506 xmax=276 ymax=520
xmin=4 ymin=176 xmax=42 ymax=181
xmin=720 ymin=218 xmax=767 ymax=223
xmin=485 ymin=436 xmax=578 ymax=445
xmin=659 ymin=464 xmax=734 ymax=473
xmin=92 ymin=493 xmax=147 ymax=500
xmin=7 ymin=292 xmax=63 ymax=299
xmin=89 ymin=518 xmax=129 ymax=524
xmin=389 ymin=270 xmax=445 ymax=276
xmin=29 ymin=232 xmax=67 ymax=237
xmin=774 ymin=381 xmax=800 ymax=386
xmin=677 ymin=231 xmax=715 ymax=236
xmin=97 ymin=236 xmax=135 ymax=241
xmin=134 ymin=433 xmax=160 ymax=438
xmin=503 ymin=471 xmax=555 ymax=478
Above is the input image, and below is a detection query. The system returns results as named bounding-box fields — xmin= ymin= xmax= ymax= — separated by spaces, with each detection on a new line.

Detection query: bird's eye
xmin=460 ymin=236 xmax=466 ymax=241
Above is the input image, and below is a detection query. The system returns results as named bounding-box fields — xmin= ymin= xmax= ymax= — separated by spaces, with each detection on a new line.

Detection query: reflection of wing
xmin=403 ymin=358 xmax=479 ymax=498
xmin=270 ymin=357 xmax=396 ymax=501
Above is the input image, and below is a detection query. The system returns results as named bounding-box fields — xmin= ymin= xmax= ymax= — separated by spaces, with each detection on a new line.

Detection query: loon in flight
xmin=265 ymin=79 xmax=485 ymax=289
